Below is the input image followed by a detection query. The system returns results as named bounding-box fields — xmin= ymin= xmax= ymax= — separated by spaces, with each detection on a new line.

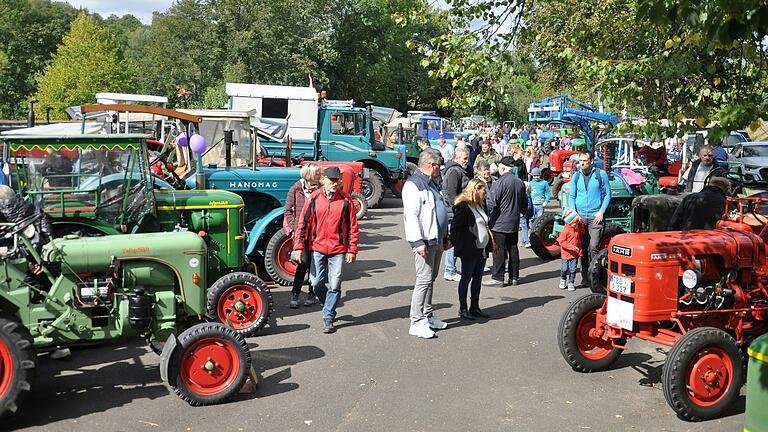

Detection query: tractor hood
xmin=187 ymin=167 xmax=300 ymax=204
xmin=608 ymin=229 xmax=765 ymax=269
xmin=153 ymin=189 xmax=244 ymax=210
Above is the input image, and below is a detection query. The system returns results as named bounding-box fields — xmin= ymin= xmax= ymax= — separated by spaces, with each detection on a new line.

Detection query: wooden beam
xmin=80 ymin=104 xmax=202 ymax=123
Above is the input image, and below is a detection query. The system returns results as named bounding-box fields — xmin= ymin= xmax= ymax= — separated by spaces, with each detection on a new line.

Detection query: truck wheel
xmin=207 ymin=272 xmax=273 ymax=337
xmin=350 ymin=192 xmax=368 ymax=220
xmin=530 ymin=213 xmax=561 ymax=260
xmin=264 ymin=230 xmax=298 ymax=286
xmin=361 ymin=171 xmax=384 ymax=208
xmin=588 ymin=224 xmax=625 ymax=294
xmin=662 ymin=327 xmax=743 ymax=421
xmin=558 ymin=293 xmax=623 ymax=372
xmin=0 ymin=316 xmax=36 ymax=421
xmin=168 ymin=322 xmax=250 ymax=406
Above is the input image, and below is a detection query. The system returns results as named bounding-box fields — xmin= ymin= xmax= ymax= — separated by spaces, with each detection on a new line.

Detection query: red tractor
xmin=558 ymin=197 xmax=768 ymax=421
xmin=546 ymin=149 xmax=579 ymax=195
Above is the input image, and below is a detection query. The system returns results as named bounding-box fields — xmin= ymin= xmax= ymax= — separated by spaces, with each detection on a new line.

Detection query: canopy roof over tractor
xmin=2 ymin=133 xmax=147 ymax=152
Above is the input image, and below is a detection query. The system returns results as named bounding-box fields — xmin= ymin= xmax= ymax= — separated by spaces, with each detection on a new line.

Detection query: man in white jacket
xmin=402 ymin=149 xmax=450 ymax=339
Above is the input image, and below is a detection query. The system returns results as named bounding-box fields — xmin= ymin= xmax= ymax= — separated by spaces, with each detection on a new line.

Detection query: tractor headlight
xmin=682 ymin=269 xmax=701 ymax=289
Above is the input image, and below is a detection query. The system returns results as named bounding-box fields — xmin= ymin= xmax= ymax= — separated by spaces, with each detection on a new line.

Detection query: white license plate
xmin=606 ymin=297 xmax=634 ymax=331
xmin=363 ymin=168 xmax=370 ymax=178
xmin=609 ymin=274 xmax=633 ymax=294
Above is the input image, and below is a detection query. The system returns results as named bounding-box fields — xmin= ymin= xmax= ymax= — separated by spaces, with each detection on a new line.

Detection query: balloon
xmin=176 ymin=132 xmax=188 ymax=147
xmin=189 ymin=134 xmax=207 ymax=153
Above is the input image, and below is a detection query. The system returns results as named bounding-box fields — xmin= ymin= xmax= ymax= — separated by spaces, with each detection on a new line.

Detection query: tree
xmin=0 ymin=0 xmax=78 ymax=118
xmin=410 ymin=0 xmax=768 ymax=139
xmin=35 ymin=13 xmax=136 ymax=119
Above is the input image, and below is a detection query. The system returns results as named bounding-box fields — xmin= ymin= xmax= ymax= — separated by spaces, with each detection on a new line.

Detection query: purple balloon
xmin=189 ymin=134 xmax=207 ymax=153
xmin=176 ymin=132 xmax=189 ymax=147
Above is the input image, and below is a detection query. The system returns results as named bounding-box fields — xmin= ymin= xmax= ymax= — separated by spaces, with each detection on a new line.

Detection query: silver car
xmin=729 ymin=141 xmax=768 ymax=180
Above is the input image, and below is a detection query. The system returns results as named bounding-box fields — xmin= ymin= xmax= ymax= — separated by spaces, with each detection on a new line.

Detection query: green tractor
xmin=0 ymin=214 xmax=254 ymax=420
xmin=0 ymin=133 xmax=272 ymax=336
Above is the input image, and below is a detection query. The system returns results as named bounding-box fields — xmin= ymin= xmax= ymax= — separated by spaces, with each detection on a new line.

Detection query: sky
xmin=62 ymin=0 xmax=176 ymax=24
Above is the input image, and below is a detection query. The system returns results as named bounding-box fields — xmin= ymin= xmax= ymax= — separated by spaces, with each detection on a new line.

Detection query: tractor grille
xmin=621 ymin=263 xmax=636 ymax=276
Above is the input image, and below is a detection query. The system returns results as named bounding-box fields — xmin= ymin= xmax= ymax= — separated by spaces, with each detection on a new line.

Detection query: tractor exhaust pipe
xmin=27 ymin=99 xmax=38 ymax=127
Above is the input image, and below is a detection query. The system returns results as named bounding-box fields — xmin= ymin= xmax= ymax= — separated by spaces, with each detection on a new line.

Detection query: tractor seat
xmin=658 ymin=176 xmax=679 ymax=187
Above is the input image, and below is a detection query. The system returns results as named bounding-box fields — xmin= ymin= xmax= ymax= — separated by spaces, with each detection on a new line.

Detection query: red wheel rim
xmin=575 ymin=310 xmax=614 ymax=360
xmin=0 ymin=338 xmax=12 ymax=399
xmin=540 ymin=221 xmax=559 ymax=251
xmin=276 ymin=237 xmax=298 ymax=276
xmin=684 ymin=347 xmax=733 ymax=406
xmin=353 ymin=198 xmax=363 ymax=215
xmin=180 ymin=337 xmax=241 ymax=396
xmin=217 ymin=285 xmax=264 ymax=330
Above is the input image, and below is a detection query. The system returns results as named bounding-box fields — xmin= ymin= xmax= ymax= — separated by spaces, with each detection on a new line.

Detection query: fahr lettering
xmin=228 ymin=181 xmax=279 ymax=189
xmin=611 ymin=244 xmax=632 ymax=257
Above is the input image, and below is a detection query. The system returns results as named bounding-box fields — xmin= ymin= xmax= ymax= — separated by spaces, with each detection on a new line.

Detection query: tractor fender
xmin=159 ymin=332 xmax=178 ymax=384
xmin=358 ymin=159 xmax=393 ymax=182
xmin=246 ymin=207 xmax=284 ymax=256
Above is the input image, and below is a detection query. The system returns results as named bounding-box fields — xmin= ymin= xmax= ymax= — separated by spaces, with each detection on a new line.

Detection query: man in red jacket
xmin=293 ymin=167 xmax=359 ymax=333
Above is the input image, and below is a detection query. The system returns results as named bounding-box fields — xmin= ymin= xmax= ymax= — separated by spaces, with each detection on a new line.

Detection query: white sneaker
xmin=524 ymin=243 xmax=532 ymax=248
xmin=444 ymin=273 xmax=461 ymax=282
xmin=567 ymin=283 xmax=576 ymax=291
xmin=409 ymin=321 xmax=435 ymax=338
xmin=428 ymin=314 xmax=448 ymax=330
xmin=558 ymin=279 xmax=567 ymax=289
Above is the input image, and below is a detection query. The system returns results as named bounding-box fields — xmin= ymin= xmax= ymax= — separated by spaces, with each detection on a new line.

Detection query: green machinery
xmin=0 ymin=216 xmax=253 ymax=420
xmin=0 ymin=134 xmax=272 ymax=336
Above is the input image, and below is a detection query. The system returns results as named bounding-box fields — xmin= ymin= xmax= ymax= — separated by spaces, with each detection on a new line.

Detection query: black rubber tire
xmin=552 ymin=175 xmax=565 ymax=199
xmin=206 ymin=272 xmax=273 ymax=337
xmin=661 ymin=327 xmax=744 ymax=421
xmin=530 ymin=212 xmax=561 ymax=260
xmin=0 ymin=315 xmax=36 ymax=421
xmin=588 ymin=224 xmax=625 ymax=294
xmin=167 ymin=322 xmax=251 ymax=406
xmin=361 ymin=170 xmax=384 ymax=208
xmin=406 ymin=162 xmax=418 ymax=179
xmin=588 ymin=249 xmax=609 ymax=294
xmin=558 ymin=293 xmax=623 ymax=372
xmin=351 ymin=191 xmax=368 ymax=220
xmin=264 ymin=229 xmax=295 ymax=287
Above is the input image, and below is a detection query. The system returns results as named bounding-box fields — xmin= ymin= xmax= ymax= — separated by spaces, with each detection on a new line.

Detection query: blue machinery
xmin=528 ymin=95 xmax=619 ymax=150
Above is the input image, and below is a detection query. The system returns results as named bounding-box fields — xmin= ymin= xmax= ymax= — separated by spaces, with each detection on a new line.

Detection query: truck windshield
xmin=331 ymin=112 xmax=366 ymax=136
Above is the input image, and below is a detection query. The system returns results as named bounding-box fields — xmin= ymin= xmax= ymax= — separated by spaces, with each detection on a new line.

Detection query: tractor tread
xmin=557 ymin=293 xmax=623 ymax=373
xmin=661 ymin=327 xmax=743 ymax=422
xmin=0 ymin=314 xmax=36 ymax=421
xmin=264 ymin=230 xmax=295 ymax=286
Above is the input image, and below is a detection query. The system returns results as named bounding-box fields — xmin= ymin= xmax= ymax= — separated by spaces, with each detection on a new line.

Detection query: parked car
xmin=728 ymin=141 xmax=768 ymax=180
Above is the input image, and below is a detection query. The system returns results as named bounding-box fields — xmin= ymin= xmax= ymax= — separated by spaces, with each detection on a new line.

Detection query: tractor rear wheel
xmin=351 ymin=192 xmax=368 ymax=220
xmin=168 ymin=322 xmax=250 ymax=406
xmin=207 ymin=272 xmax=272 ymax=337
xmin=558 ymin=293 xmax=623 ymax=372
xmin=662 ymin=327 xmax=743 ymax=421
xmin=0 ymin=316 xmax=35 ymax=421
xmin=587 ymin=224 xmax=625 ymax=294
xmin=530 ymin=213 xmax=560 ymax=260
xmin=551 ymin=175 xmax=565 ymax=199
xmin=264 ymin=229 xmax=298 ymax=286
xmin=361 ymin=170 xmax=384 ymax=208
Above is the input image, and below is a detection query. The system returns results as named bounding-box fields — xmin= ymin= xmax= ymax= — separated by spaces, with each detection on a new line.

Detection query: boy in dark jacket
xmin=557 ymin=209 xmax=584 ymax=291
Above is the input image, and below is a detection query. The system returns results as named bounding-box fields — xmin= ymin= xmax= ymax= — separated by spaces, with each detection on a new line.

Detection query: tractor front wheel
xmin=558 ymin=293 xmax=623 ymax=372
xmin=350 ymin=191 xmax=368 ymax=220
xmin=264 ymin=230 xmax=298 ymax=286
xmin=361 ymin=170 xmax=384 ymax=208
xmin=0 ymin=316 xmax=36 ymax=421
xmin=168 ymin=322 xmax=250 ymax=406
xmin=207 ymin=272 xmax=273 ymax=337
xmin=530 ymin=213 xmax=561 ymax=260
xmin=661 ymin=327 xmax=743 ymax=421
xmin=588 ymin=249 xmax=609 ymax=294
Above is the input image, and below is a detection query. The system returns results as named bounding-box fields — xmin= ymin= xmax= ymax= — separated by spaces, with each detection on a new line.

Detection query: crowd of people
xmin=284 ymin=123 xmax=737 ymax=339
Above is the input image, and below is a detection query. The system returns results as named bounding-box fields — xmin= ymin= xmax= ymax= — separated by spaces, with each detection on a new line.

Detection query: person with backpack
xmin=568 ymin=150 xmax=611 ymax=287
xmin=442 ymin=147 xmax=471 ymax=281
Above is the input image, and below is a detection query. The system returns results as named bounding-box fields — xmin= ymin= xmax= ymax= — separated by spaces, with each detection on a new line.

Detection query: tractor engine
xmin=605 ymin=229 xmax=765 ymax=325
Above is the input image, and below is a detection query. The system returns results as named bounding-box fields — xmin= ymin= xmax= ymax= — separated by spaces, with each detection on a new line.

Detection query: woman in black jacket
xmin=450 ymin=179 xmax=496 ymax=320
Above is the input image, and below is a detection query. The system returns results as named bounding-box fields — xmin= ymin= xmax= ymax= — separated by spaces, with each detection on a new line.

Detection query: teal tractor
xmin=0 ymin=215 xmax=254 ymax=421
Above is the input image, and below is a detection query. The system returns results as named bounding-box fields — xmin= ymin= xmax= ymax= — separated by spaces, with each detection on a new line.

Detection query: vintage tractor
xmin=0 ymin=133 xmax=273 ymax=336
xmin=0 ymin=215 xmax=255 ymax=420
xmin=557 ymin=196 xmax=768 ymax=420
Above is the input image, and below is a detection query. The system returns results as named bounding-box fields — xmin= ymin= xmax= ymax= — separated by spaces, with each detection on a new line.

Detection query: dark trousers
xmin=458 ymin=253 xmax=486 ymax=311
xmin=291 ymin=245 xmax=314 ymax=295
xmin=579 ymin=216 xmax=604 ymax=281
xmin=491 ymin=230 xmax=519 ymax=281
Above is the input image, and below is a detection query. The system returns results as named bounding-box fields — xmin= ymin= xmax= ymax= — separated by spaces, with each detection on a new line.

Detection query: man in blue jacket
xmin=568 ymin=151 xmax=611 ymax=286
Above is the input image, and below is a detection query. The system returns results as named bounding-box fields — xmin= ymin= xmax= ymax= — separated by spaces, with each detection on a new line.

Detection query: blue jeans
xmin=458 ymin=253 xmax=486 ymax=311
xmin=310 ymin=252 xmax=344 ymax=320
xmin=444 ymin=245 xmax=458 ymax=276
xmin=520 ymin=216 xmax=531 ymax=245
xmin=532 ymin=204 xmax=544 ymax=223
xmin=561 ymin=258 xmax=578 ymax=284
